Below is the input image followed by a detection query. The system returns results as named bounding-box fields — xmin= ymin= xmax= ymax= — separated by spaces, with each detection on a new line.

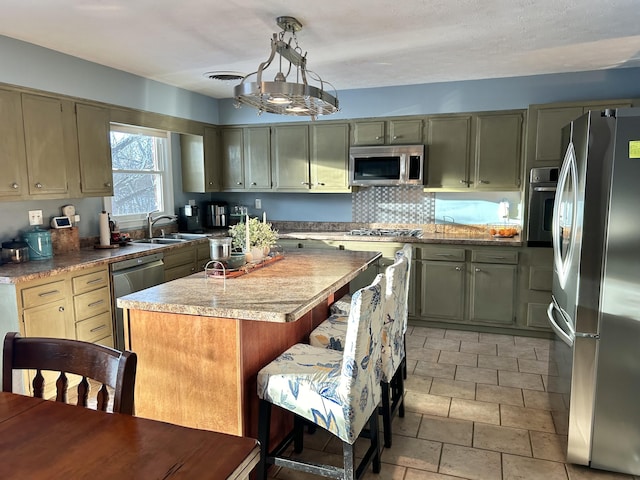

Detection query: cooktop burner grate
xmin=348 ymin=228 xmax=422 ymax=237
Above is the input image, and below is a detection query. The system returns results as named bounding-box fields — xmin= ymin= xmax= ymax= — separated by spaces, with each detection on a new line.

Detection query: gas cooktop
xmin=348 ymin=228 xmax=422 ymax=237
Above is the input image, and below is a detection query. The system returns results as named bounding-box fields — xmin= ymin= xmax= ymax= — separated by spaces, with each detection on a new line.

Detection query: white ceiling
xmin=2 ymin=0 xmax=639 ymax=99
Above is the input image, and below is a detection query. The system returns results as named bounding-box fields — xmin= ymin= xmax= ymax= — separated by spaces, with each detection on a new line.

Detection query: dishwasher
xmin=111 ymin=252 xmax=165 ymax=350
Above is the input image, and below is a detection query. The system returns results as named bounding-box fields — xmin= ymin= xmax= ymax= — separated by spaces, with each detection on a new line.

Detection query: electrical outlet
xmin=28 ymin=210 xmax=43 ymax=226
xmin=255 ymin=198 xmax=262 ymax=209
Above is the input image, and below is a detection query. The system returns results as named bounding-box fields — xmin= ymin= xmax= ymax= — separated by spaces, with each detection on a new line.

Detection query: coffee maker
xmin=205 ymin=202 xmax=228 ymax=229
xmin=178 ymin=205 xmax=203 ymax=233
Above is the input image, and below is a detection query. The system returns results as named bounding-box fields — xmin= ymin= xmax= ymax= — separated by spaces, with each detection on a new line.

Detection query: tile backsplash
xmin=352 ymin=186 xmax=435 ymax=224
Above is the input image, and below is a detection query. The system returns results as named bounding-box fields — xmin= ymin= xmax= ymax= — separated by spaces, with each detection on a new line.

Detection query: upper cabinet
xmin=351 ymin=118 xmax=423 ymax=145
xmin=181 ymin=127 xmax=220 ymax=193
xmin=0 ymin=88 xmax=28 ymax=199
xmin=425 ymin=110 xmax=524 ymax=191
xmin=526 ymin=99 xmax=635 ymax=169
xmin=272 ymin=124 xmax=310 ymax=191
xmin=220 ymin=128 xmax=244 ymax=190
xmin=76 ymin=103 xmax=113 ymax=196
xmin=218 ymin=126 xmax=271 ymax=192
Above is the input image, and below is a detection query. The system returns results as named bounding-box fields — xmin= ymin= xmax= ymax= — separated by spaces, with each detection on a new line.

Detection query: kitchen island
xmin=117 ymin=249 xmax=381 ymax=438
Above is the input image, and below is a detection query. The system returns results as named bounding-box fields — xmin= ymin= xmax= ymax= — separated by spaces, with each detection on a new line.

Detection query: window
xmin=105 ymin=124 xmax=174 ymax=228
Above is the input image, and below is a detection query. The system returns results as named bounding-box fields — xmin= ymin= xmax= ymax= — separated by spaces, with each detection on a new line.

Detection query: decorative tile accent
xmin=352 ymin=185 xmax=435 ymax=223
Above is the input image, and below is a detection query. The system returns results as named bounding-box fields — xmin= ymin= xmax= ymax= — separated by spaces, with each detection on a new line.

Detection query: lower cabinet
xmin=71 ymin=265 xmax=113 ymax=347
xmin=163 ymin=240 xmax=211 ymax=281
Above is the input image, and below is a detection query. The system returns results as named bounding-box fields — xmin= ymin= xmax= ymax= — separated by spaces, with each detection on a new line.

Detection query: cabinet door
xmin=203 ymin=127 xmax=220 ymax=192
xmin=474 ymin=112 xmax=523 ymax=190
xmin=0 ymin=89 xmax=28 ymax=198
xmin=532 ymin=106 xmax=583 ymax=166
xmin=425 ymin=115 xmax=471 ymax=189
xmin=469 ymin=263 xmax=516 ymax=324
xmin=245 ymin=127 xmax=271 ymax=190
xmin=388 ymin=119 xmax=423 ymax=144
xmin=221 ymin=128 xmax=244 ymax=190
xmin=272 ymin=125 xmax=310 ymax=191
xmin=309 ymin=123 xmax=350 ymax=192
xmin=352 ymin=121 xmax=385 ymax=146
xmin=76 ymin=103 xmax=113 ymax=195
xmin=22 ymin=94 xmax=69 ymax=195
xmin=180 ymin=133 xmax=206 ymax=193
xmin=420 ymin=260 xmax=466 ymax=320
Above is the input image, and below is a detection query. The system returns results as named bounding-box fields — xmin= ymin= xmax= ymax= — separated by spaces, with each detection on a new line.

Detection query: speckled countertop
xmin=117 ymin=249 xmax=380 ymax=323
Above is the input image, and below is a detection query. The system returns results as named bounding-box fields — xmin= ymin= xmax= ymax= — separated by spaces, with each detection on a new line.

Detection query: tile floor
xmin=266 ymin=326 xmax=640 ymax=480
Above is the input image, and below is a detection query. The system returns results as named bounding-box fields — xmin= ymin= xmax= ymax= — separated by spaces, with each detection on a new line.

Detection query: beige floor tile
xmin=476 ymin=384 xmax=524 ymax=407
xmin=417 ymin=414 xmax=473 ymax=446
xmin=391 ymin=410 xmax=422 ymax=438
xmin=536 ymin=347 xmax=551 ymax=361
xmin=412 ymin=326 xmax=446 ymax=338
xmin=502 ymin=453 xmax=568 ymax=480
xmin=565 ymin=463 xmax=637 ymax=479
xmin=501 ymin=404 xmax=556 ymax=432
xmin=444 ymin=329 xmax=480 ymax=342
xmin=407 ymin=347 xmax=441 ymax=363
xmin=543 ymin=374 xmax=571 ymax=394
xmin=438 ymin=350 xmax=478 ymax=367
xmin=404 ymin=469 xmax=464 ymax=480
xmin=404 ymin=391 xmax=451 ymax=417
xmin=514 ymin=336 xmax=554 ymax=349
xmin=552 ymin=409 xmax=569 ymax=435
xmin=460 ymin=340 xmax=498 ymax=356
xmin=519 ymin=357 xmax=558 ymax=375
xmin=498 ymin=344 xmax=539 ymax=359
xmin=406 ymin=335 xmax=427 ymax=348
xmin=414 ymin=361 xmax=456 ymax=380
xmin=530 ymin=431 xmax=568 ymax=462
xmin=430 ymin=378 xmax=476 ymax=400
xmin=473 ymin=422 xmax=532 ymax=456
xmin=405 ymin=373 xmax=434 ymax=394
xmin=523 ymin=389 xmax=567 ymax=411
xmin=378 ymin=435 xmax=441 ymax=472
xmin=449 ymin=397 xmax=500 ymax=425
xmin=439 ymin=444 xmax=502 ymax=480
xmin=406 ymin=359 xmax=418 ymax=375
xmin=499 ymin=370 xmax=545 ymax=391
xmin=425 ymin=337 xmax=461 ymax=352
xmin=456 ymin=365 xmax=498 ymax=385
xmin=479 ymin=332 xmax=515 ymax=345
xmin=362 ymin=463 xmax=407 ymax=480
xmin=478 ymin=353 xmax=519 ymax=372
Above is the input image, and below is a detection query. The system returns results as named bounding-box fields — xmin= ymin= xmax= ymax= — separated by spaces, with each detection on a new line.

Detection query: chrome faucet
xmin=146 ymin=211 xmax=176 ymax=238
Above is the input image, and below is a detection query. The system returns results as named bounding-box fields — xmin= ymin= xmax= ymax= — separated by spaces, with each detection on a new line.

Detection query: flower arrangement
xmin=229 ymin=217 xmax=278 ymax=252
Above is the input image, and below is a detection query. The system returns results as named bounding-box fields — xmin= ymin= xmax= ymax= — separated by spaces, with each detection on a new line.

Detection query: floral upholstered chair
xmin=256 ymin=274 xmax=386 ymax=480
xmin=309 ymin=244 xmax=412 ymax=448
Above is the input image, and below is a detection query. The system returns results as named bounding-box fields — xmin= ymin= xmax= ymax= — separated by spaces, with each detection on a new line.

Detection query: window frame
xmin=104 ymin=123 xmax=175 ymax=230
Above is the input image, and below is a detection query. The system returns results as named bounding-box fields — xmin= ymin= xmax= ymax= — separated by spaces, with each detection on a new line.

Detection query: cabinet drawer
xmin=163 ymin=247 xmax=195 ymax=269
xmin=76 ymin=311 xmax=113 ymax=343
xmin=74 ymin=286 xmax=111 ymax=321
xmin=21 ymin=280 xmax=67 ymax=309
xmin=471 ymin=250 xmax=518 ymax=264
xmin=419 ymin=247 xmax=465 ymax=262
xmin=72 ymin=268 xmax=109 ymax=295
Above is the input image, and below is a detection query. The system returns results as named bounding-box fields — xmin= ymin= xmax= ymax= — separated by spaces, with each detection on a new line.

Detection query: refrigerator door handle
xmin=547 ymin=301 xmax=575 ymax=347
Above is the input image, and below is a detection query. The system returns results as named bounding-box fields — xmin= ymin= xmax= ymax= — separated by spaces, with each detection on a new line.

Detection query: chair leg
xmin=293 ymin=415 xmax=304 ymax=453
xmin=370 ymin=408 xmax=382 ymax=473
xmin=380 ymin=380 xmax=392 ymax=448
xmin=342 ymin=442 xmax=356 ymax=480
xmin=257 ymin=399 xmax=272 ymax=480
xmin=394 ymin=367 xmax=405 ymax=418
xmin=402 ymin=338 xmax=408 ymax=379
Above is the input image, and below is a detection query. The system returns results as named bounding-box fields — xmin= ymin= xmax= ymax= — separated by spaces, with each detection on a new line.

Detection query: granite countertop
xmin=117 ymin=249 xmax=380 ymax=323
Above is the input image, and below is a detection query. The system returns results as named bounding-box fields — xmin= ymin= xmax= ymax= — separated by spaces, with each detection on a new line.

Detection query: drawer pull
xmin=455 ymin=266 xmax=463 ymax=271
xmin=39 ymin=290 xmax=60 ymax=297
xmin=58 ymin=306 xmax=65 ymax=312
xmin=88 ymin=300 xmax=105 ymax=308
xmin=87 ymin=278 xmax=104 ymax=285
xmin=435 ymin=253 xmax=452 ymax=257
xmin=475 ymin=268 xmax=482 ymax=272
xmin=90 ymin=324 xmax=107 ymax=333
xmin=488 ymin=256 xmax=506 ymax=259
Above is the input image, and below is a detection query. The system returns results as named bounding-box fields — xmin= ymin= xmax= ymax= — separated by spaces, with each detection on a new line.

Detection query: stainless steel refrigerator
xmin=547 ymin=107 xmax=640 ymax=475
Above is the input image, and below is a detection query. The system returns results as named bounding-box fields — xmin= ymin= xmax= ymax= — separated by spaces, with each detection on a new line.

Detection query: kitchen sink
xmin=132 ymin=238 xmax=187 ymax=244
xmin=167 ymin=233 xmax=210 ymax=240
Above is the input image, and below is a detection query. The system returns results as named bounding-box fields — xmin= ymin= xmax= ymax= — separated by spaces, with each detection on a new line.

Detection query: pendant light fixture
xmin=234 ymin=16 xmax=339 ymax=118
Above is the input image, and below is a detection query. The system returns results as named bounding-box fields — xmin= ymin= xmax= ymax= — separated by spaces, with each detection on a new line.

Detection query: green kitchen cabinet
xmin=272 ymin=124 xmax=310 ymax=191
xmin=244 ymin=126 xmax=272 ymax=190
xmin=425 ymin=110 xmax=524 ymax=191
xmin=0 ymin=88 xmax=28 ymax=199
xmin=309 ymin=123 xmax=350 ymax=192
xmin=419 ymin=260 xmax=466 ymax=321
xmin=76 ymin=103 xmax=113 ymax=196
xmin=351 ymin=118 xmax=423 ymax=146
xmin=469 ymin=263 xmax=517 ymax=324
xmin=220 ymin=127 xmax=245 ymax=191
xmin=181 ymin=127 xmax=220 ymax=193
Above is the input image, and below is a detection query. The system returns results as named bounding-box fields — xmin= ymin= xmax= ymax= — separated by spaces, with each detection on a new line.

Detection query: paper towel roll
xmin=99 ymin=211 xmax=110 ymax=246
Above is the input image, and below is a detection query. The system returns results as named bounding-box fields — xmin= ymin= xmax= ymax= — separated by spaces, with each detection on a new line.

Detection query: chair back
xmin=339 ymin=273 xmax=386 ymax=433
xmin=2 ymin=332 xmax=137 ymax=414
xmin=380 ymin=253 xmax=410 ymax=380
xmin=395 ymin=244 xmax=413 ymax=334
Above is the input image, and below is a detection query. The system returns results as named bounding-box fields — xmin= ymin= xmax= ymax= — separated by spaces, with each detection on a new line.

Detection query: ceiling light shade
xmin=234 ymin=16 xmax=339 ymax=118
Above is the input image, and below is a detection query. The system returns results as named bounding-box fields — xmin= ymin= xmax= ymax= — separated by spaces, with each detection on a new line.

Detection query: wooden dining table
xmin=0 ymin=391 xmax=260 ymax=479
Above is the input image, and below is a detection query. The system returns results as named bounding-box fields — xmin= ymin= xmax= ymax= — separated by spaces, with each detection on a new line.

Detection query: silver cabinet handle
xmin=87 ymin=278 xmax=104 ymax=285
xmin=300 ymin=181 xmax=311 ymax=186
xmin=435 ymin=253 xmax=452 ymax=257
xmin=88 ymin=300 xmax=105 ymax=308
xmin=316 ymin=182 xmax=325 ymax=186
xmin=104 ymin=182 xmax=112 ymax=187
xmin=35 ymin=182 xmax=43 ymax=189
xmin=393 ymin=135 xmax=399 ymax=139
xmin=58 ymin=306 xmax=65 ymax=312
xmin=375 ymin=135 xmax=382 ymax=140
xmin=39 ymin=290 xmax=60 ymax=297
xmin=455 ymin=266 xmax=463 ymax=271
xmin=11 ymin=182 xmax=19 ymax=189
xmin=90 ymin=324 xmax=107 ymax=333
xmin=475 ymin=268 xmax=482 ymax=272
xmin=459 ymin=179 xmax=470 ymax=185
xmin=478 ymin=180 xmax=489 ymax=184
xmin=251 ymin=182 xmax=257 ymax=186
xmin=236 ymin=181 xmax=242 ymax=185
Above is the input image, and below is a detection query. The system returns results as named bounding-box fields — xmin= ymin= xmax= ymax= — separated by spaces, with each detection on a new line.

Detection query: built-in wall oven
xmin=527 ymin=167 xmax=558 ymax=247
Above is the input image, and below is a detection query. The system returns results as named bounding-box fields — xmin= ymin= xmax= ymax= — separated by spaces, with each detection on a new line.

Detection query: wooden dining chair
xmin=2 ymin=332 xmax=137 ymax=414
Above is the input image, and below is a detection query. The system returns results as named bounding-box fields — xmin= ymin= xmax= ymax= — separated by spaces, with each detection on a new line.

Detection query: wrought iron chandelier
xmin=234 ymin=16 xmax=339 ymax=118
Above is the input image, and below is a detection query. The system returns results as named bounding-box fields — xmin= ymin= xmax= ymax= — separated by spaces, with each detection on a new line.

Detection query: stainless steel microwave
xmin=349 ymin=145 xmax=425 ymax=186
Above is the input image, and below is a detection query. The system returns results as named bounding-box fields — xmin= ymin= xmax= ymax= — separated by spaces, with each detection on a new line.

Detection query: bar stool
xmin=310 ymin=246 xmax=411 ymax=448
xmin=256 ymin=274 xmax=386 ymax=480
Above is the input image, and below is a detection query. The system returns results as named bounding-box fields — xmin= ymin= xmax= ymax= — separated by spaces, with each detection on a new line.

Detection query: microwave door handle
xmin=547 ymin=301 xmax=574 ymax=347
xmin=533 ymin=186 xmax=557 ymax=192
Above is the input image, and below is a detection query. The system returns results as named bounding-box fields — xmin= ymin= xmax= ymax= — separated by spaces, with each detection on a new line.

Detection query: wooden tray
xmin=205 ymin=254 xmax=284 ymax=279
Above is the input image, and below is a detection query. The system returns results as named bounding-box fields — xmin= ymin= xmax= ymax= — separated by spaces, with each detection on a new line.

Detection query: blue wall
xmin=1 ymin=34 xmax=640 ymax=241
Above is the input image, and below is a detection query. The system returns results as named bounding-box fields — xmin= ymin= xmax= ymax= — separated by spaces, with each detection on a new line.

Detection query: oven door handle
xmin=533 ymin=186 xmax=557 ymax=192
